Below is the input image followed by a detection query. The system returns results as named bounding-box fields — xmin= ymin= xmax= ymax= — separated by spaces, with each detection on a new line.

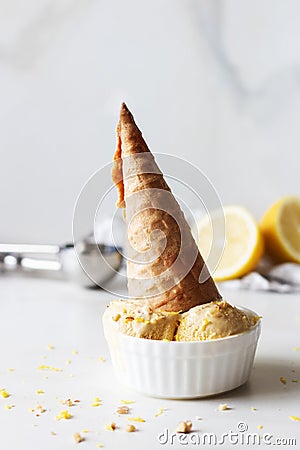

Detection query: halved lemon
xmin=260 ymin=196 xmax=300 ymax=263
xmin=197 ymin=206 xmax=264 ymax=281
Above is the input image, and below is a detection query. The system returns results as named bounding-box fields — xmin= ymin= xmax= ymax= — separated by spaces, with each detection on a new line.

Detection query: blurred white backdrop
xmin=1 ymin=0 xmax=299 ymax=243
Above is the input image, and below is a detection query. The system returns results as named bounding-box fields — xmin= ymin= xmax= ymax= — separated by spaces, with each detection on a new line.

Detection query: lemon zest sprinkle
xmin=0 ymin=389 xmax=10 ymax=398
xmin=38 ymin=365 xmax=62 ymax=372
xmin=128 ymin=417 xmax=145 ymax=422
xmin=55 ymin=410 xmax=72 ymax=420
xmin=289 ymin=415 xmax=300 ymax=421
xmin=154 ymin=407 xmax=166 ymax=417
xmin=121 ymin=399 xmax=135 ymax=405
xmin=91 ymin=397 xmax=101 ymax=407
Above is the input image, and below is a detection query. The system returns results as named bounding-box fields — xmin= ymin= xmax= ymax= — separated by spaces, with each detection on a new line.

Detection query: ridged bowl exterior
xmin=105 ymin=307 xmax=261 ymax=399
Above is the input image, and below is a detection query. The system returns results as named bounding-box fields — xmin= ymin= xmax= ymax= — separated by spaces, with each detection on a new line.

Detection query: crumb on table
xmin=176 ymin=420 xmax=192 ymax=433
xmin=218 ymin=404 xmax=228 ymax=411
xmin=289 ymin=415 xmax=300 ymax=421
xmin=91 ymin=397 xmax=101 ymax=407
xmin=55 ymin=410 xmax=72 ymax=420
xmin=0 ymin=388 xmax=10 ymax=398
xmin=105 ymin=422 xmax=116 ymax=431
xmin=116 ymin=405 xmax=129 ymax=414
xmin=128 ymin=417 xmax=145 ymax=423
xmin=73 ymin=433 xmax=84 ymax=443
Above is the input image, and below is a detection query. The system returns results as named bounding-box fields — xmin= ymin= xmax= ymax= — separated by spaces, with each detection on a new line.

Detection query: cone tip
xmin=121 ymin=101 xmax=129 ymax=112
xmin=119 ymin=102 xmax=135 ymax=128
xmin=120 ymin=102 xmax=131 ymax=118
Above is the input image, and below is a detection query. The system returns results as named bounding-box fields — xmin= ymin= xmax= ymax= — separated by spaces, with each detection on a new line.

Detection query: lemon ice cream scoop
xmin=175 ymin=300 xmax=254 ymax=341
xmin=103 ymin=299 xmax=179 ymax=341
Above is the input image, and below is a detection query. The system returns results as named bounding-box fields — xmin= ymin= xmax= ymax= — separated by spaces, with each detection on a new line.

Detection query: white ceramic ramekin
xmin=104 ymin=306 xmax=261 ymax=399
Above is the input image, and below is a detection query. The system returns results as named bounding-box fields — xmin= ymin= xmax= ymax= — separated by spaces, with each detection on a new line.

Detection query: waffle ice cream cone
xmin=112 ymin=103 xmax=221 ymax=312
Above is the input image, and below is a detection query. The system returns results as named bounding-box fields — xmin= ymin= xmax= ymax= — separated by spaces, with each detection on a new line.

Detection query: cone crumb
xmin=218 ymin=404 xmax=228 ymax=411
xmin=280 ymin=377 xmax=287 ymax=385
xmin=64 ymin=399 xmax=75 ymax=407
xmin=176 ymin=420 xmax=192 ymax=433
xmin=73 ymin=433 xmax=84 ymax=443
xmin=126 ymin=424 xmax=136 ymax=433
xmin=116 ymin=406 xmax=129 ymax=414
xmin=105 ymin=422 xmax=116 ymax=431
xmin=36 ymin=404 xmax=46 ymax=413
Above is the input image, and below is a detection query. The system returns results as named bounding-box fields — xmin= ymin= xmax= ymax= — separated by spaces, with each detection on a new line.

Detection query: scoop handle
xmin=0 ymin=243 xmax=60 ymax=255
xmin=0 ymin=243 xmax=62 ymax=274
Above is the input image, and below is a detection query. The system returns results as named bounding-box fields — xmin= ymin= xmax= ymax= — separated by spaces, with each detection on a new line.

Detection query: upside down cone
xmin=112 ymin=103 xmax=221 ymax=312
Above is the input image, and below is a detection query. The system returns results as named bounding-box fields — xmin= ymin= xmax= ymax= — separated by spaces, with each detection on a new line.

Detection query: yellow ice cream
xmin=103 ymin=299 xmax=179 ymax=341
xmin=103 ymin=299 xmax=258 ymax=342
xmin=175 ymin=300 xmax=253 ymax=341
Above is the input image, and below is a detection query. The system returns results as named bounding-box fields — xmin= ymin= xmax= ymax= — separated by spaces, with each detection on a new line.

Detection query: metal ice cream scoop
xmin=0 ymin=239 xmax=122 ymax=288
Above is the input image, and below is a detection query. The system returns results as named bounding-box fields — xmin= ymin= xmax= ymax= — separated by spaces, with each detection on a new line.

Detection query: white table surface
xmin=1 ymin=274 xmax=300 ymax=449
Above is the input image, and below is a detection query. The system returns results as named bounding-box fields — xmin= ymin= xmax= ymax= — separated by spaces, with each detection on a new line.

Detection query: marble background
xmin=1 ymin=0 xmax=300 ymax=243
